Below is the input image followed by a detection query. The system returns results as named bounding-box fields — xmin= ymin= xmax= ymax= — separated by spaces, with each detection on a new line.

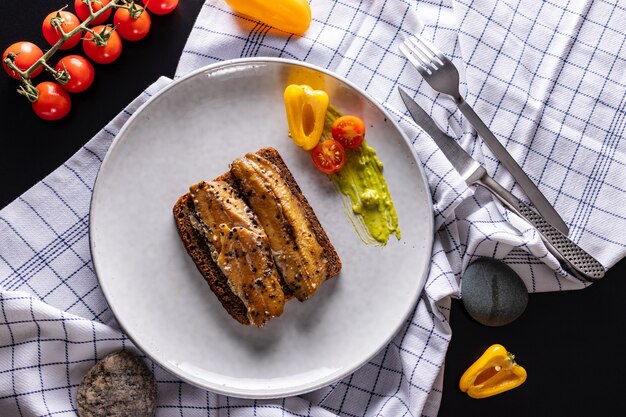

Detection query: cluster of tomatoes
xmin=311 ymin=115 xmax=366 ymax=174
xmin=1 ymin=0 xmax=179 ymax=121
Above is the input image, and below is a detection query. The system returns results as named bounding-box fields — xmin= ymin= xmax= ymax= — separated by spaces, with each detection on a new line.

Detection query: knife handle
xmin=456 ymin=98 xmax=570 ymax=236
xmin=479 ymin=174 xmax=605 ymax=282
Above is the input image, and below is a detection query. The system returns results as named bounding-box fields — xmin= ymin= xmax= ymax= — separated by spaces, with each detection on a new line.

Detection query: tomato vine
xmin=2 ymin=0 xmax=178 ymax=120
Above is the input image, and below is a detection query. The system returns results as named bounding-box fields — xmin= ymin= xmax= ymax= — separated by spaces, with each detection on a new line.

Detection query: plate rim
xmin=89 ymin=57 xmax=435 ymax=399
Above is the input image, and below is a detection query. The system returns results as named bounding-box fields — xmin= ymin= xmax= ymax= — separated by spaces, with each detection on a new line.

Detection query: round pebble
xmin=76 ymin=350 xmax=157 ymax=417
xmin=461 ymin=258 xmax=529 ymax=327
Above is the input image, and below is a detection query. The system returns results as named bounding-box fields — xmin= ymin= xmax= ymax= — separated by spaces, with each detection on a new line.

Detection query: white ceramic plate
xmin=90 ymin=58 xmax=434 ymax=399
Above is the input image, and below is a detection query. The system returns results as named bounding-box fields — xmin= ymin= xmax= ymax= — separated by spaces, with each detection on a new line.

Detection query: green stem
xmin=16 ymin=79 xmax=39 ymax=103
xmin=40 ymin=60 xmax=57 ymax=73
xmin=42 ymin=60 xmax=71 ymax=84
xmin=116 ymin=1 xmax=143 ymax=19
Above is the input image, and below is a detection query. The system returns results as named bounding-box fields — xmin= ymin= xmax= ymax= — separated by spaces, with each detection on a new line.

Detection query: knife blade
xmin=398 ymin=87 xmax=605 ymax=282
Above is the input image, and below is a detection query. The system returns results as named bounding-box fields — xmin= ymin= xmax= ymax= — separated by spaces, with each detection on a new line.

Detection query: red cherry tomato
xmin=143 ymin=0 xmax=179 ymax=15
xmin=114 ymin=6 xmax=151 ymax=41
xmin=331 ymin=115 xmax=365 ymax=149
xmin=42 ymin=11 xmax=83 ymax=49
xmin=74 ymin=0 xmax=112 ymax=25
xmin=2 ymin=42 xmax=44 ymax=80
xmin=55 ymin=55 xmax=95 ymax=93
xmin=32 ymin=81 xmax=72 ymax=121
xmin=311 ymin=140 xmax=346 ymax=174
xmin=82 ymin=25 xmax=123 ymax=64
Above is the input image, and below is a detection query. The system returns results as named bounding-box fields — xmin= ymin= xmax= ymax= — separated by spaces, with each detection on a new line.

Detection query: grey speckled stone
xmin=76 ymin=350 xmax=157 ymax=417
xmin=461 ymin=258 xmax=529 ymax=327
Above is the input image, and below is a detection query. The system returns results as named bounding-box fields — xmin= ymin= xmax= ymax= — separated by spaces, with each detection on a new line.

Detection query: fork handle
xmin=456 ymin=97 xmax=570 ymax=236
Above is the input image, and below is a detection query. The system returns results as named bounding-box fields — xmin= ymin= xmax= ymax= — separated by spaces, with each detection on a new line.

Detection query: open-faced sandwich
xmin=173 ymin=147 xmax=341 ymax=327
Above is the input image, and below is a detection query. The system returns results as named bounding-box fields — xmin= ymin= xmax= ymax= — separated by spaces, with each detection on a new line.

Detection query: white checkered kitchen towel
xmin=2 ymin=0 xmax=626 ymax=416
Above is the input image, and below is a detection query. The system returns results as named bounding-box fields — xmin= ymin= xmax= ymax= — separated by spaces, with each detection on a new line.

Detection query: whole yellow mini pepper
xmin=459 ymin=344 xmax=527 ymax=399
xmin=284 ymin=84 xmax=329 ymax=150
xmin=225 ymin=0 xmax=312 ymax=35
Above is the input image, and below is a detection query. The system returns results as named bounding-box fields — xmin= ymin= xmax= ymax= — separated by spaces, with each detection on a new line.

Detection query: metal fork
xmin=399 ymin=34 xmax=569 ymax=236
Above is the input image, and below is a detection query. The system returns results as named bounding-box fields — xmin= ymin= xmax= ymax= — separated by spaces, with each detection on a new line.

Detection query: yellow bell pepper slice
xmin=459 ymin=344 xmax=527 ymax=399
xmin=283 ymin=84 xmax=329 ymax=150
xmin=225 ymin=0 xmax=312 ymax=35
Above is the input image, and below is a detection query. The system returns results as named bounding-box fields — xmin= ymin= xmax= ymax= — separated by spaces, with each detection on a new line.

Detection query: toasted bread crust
xmin=173 ymin=147 xmax=342 ymax=326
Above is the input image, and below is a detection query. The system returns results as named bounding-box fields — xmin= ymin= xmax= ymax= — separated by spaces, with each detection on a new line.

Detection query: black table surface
xmin=1 ymin=1 xmax=624 ymax=416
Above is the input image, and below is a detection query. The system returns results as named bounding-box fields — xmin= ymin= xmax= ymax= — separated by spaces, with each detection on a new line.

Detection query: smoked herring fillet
xmin=230 ymin=153 xmax=328 ymax=301
xmin=189 ymin=180 xmax=285 ymax=327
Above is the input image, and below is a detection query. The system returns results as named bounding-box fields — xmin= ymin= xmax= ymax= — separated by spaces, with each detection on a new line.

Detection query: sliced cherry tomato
xmin=42 ymin=11 xmax=83 ymax=49
xmin=311 ymin=139 xmax=346 ymax=174
xmin=74 ymin=0 xmax=112 ymax=25
xmin=331 ymin=115 xmax=365 ymax=149
xmin=32 ymin=81 xmax=72 ymax=121
xmin=114 ymin=6 xmax=151 ymax=41
xmin=142 ymin=0 xmax=179 ymax=15
xmin=2 ymin=42 xmax=44 ymax=80
xmin=55 ymin=55 xmax=95 ymax=93
xmin=82 ymin=25 xmax=123 ymax=64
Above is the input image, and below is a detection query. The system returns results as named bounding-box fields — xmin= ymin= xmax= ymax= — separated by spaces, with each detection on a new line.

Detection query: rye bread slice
xmin=172 ymin=147 xmax=342 ymax=326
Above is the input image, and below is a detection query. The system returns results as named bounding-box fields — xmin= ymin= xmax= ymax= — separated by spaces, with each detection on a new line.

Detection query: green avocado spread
xmin=325 ymin=106 xmax=400 ymax=245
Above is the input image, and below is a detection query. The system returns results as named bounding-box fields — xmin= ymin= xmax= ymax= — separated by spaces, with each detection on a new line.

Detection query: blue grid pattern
xmin=2 ymin=0 xmax=626 ymax=415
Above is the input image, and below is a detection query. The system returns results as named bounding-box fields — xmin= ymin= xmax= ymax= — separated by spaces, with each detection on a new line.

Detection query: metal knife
xmin=399 ymin=87 xmax=605 ymax=282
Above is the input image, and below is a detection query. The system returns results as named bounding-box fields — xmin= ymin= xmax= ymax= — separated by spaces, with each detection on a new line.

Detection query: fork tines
xmin=399 ymin=35 xmax=445 ymax=75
